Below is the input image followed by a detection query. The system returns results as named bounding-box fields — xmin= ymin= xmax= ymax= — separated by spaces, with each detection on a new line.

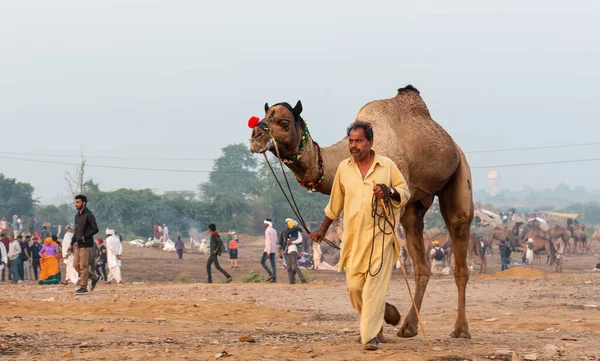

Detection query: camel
xmin=488 ymin=223 xmax=521 ymax=252
xmin=249 ymin=85 xmax=474 ymax=339
xmin=520 ymin=222 xmax=548 ymax=244
xmin=547 ymin=225 xmax=572 ymax=253
xmin=519 ymin=236 xmax=556 ymax=264
xmin=570 ymin=224 xmax=587 ymax=253
xmin=520 ymin=224 xmax=557 ymax=264
xmin=468 ymin=234 xmax=486 ymax=274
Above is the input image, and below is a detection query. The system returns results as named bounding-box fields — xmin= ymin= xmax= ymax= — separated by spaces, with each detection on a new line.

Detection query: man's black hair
xmin=208 ymin=223 xmax=216 ymax=232
xmin=346 ymin=120 xmax=374 ymax=142
xmin=75 ymin=194 xmax=87 ymax=203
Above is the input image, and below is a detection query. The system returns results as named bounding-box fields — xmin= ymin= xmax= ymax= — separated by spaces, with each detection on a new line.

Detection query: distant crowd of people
xmin=0 ymin=195 xmax=124 ymax=295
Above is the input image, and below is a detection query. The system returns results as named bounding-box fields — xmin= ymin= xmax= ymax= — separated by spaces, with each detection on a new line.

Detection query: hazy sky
xmin=1 ymin=1 xmax=599 ymax=204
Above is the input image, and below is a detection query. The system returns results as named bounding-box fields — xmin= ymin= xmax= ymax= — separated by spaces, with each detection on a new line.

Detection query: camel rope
xmin=372 ymin=180 xmax=429 ymax=345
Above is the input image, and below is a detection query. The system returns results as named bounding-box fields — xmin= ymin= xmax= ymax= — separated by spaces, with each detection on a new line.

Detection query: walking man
xmin=283 ymin=218 xmax=307 ymax=284
xmin=175 ymin=236 xmax=185 ymax=260
xmin=206 ymin=224 xmax=232 ymax=284
xmin=310 ymin=121 xmax=410 ymax=350
xmin=70 ymin=195 xmax=101 ymax=295
xmin=261 ymin=219 xmax=277 ymax=283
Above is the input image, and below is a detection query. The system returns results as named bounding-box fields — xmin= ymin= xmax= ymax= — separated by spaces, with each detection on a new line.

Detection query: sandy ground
xmin=1 ymin=236 xmax=600 ymax=361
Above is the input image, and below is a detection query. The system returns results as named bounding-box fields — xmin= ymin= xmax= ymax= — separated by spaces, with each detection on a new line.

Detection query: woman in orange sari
xmin=39 ymin=237 xmax=61 ymax=285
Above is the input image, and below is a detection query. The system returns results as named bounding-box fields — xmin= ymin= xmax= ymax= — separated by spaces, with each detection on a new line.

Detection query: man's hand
xmin=117 ymin=255 xmax=121 ymax=260
xmin=68 ymin=245 xmax=73 ymax=253
xmin=373 ymin=184 xmax=389 ymax=200
xmin=309 ymin=229 xmax=325 ymax=243
xmin=286 ymin=240 xmax=292 ymax=245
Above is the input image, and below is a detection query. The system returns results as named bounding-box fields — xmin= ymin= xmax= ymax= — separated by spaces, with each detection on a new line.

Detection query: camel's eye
xmin=279 ymin=120 xmax=290 ymax=130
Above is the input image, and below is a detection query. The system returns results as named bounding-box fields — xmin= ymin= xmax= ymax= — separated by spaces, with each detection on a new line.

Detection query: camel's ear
xmin=293 ymin=100 xmax=303 ymax=116
xmin=264 ymin=103 xmax=270 ymax=113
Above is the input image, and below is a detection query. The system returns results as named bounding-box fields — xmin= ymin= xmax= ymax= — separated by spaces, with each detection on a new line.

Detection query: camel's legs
xmin=437 ymin=155 xmax=474 ymax=339
xmin=397 ymin=200 xmax=431 ymax=338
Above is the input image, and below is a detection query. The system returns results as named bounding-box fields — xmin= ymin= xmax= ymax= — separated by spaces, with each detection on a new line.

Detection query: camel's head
xmin=249 ymin=101 xmax=306 ymax=158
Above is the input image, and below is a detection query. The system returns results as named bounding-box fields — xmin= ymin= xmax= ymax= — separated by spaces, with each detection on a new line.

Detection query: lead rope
xmin=367 ymin=189 xmax=395 ymax=277
xmin=262 ymin=133 xmax=340 ymax=250
xmin=371 ymin=180 xmax=429 ymax=345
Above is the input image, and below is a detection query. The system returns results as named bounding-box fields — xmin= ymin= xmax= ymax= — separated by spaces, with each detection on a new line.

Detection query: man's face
xmin=75 ymin=199 xmax=85 ymax=211
xmin=348 ymin=128 xmax=373 ymax=162
xmin=33 ymin=238 xmax=38 ymax=244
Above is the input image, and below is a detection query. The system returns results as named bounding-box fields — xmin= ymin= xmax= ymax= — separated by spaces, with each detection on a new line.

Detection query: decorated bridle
xmin=248 ymin=105 xmax=324 ymax=192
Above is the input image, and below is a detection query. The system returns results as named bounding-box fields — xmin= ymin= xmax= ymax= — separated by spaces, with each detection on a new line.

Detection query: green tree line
xmin=3 ymin=143 xmax=329 ymax=239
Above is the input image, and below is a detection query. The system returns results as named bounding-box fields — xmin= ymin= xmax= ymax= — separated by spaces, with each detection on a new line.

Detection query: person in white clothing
xmin=105 ymin=229 xmax=123 ymax=284
xmin=61 ymin=225 xmax=79 ymax=285
xmin=261 ymin=219 xmax=278 ymax=283
xmin=0 ymin=241 xmax=7 ymax=277
xmin=161 ymin=224 xmax=169 ymax=243
xmin=525 ymin=238 xmax=534 ymax=264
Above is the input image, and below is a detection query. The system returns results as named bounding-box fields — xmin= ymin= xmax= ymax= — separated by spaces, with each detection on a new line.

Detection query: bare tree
xmin=65 ymin=152 xmax=91 ymax=198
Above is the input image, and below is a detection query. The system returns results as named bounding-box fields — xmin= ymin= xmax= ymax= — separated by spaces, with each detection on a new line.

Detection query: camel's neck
xmin=277 ymin=132 xmax=347 ymax=196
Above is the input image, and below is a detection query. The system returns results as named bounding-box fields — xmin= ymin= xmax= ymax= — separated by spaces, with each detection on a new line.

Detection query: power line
xmin=0 ymin=155 xmax=216 ymax=173
xmin=0 ymin=141 xmax=598 ymax=161
xmin=0 ymin=151 xmax=215 ymax=161
xmin=466 ymin=141 xmax=600 ymax=154
xmin=471 ymin=157 xmax=600 ymax=169
xmin=1 ymin=154 xmax=600 ymax=173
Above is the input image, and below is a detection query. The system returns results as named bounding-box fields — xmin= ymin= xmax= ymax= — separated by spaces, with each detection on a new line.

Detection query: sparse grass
xmin=301 ymin=270 xmax=316 ymax=283
xmin=241 ymin=271 xmax=263 ymax=283
xmin=175 ymin=272 xmax=192 ymax=283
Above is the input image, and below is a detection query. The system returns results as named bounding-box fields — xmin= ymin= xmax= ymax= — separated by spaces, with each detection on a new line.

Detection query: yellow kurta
xmin=324 ymin=152 xmax=410 ymax=344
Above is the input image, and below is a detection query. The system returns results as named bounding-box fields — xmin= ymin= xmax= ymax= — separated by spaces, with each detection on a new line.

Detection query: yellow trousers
xmin=346 ymin=241 xmax=396 ymax=344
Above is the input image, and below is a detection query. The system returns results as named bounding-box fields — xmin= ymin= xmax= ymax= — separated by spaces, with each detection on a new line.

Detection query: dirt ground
xmin=1 ymin=235 xmax=600 ymax=361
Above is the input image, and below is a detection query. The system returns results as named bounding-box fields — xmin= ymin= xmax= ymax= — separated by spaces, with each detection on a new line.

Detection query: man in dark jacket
xmin=69 ymin=195 xmax=100 ymax=295
xmin=499 ymin=240 xmax=512 ymax=271
xmin=29 ymin=237 xmax=42 ymax=280
xmin=206 ymin=223 xmax=232 ymax=284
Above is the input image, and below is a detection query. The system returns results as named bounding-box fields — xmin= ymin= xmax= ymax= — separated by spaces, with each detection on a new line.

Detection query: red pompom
xmin=248 ymin=116 xmax=260 ymax=129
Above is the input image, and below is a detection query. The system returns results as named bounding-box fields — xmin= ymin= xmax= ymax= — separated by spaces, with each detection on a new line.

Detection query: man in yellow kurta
xmin=310 ymin=121 xmax=410 ymax=351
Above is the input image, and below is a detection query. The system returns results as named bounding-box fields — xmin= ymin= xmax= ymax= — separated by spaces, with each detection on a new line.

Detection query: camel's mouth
xmin=249 ymin=133 xmax=273 ymax=154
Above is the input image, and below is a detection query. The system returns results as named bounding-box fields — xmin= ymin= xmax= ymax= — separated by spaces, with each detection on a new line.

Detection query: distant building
xmin=163 ymin=190 xmax=197 ymax=200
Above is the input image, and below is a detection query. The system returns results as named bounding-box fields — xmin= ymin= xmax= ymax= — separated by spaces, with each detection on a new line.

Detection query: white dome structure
xmin=488 ymin=170 xmax=499 ymax=196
